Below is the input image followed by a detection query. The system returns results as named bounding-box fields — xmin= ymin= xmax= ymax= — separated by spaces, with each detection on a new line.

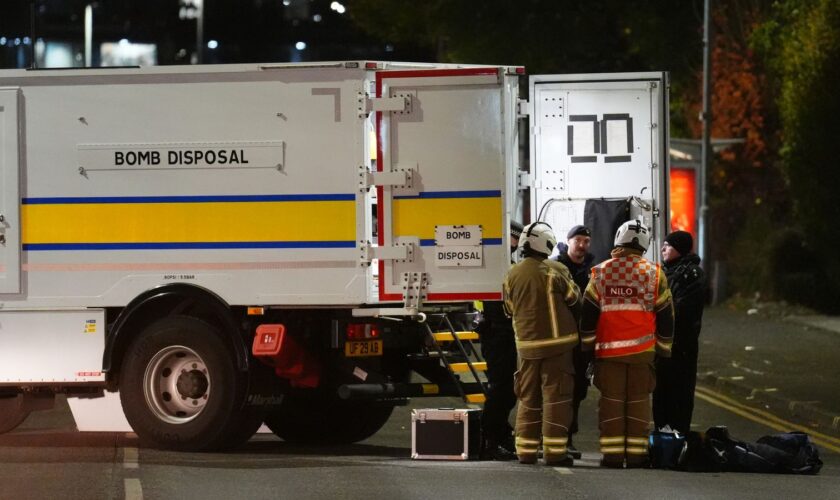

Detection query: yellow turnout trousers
xmin=593 ymin=360 xmax=655 ymax=466
xmin=513 ymin=352 xmax=574 ymax=463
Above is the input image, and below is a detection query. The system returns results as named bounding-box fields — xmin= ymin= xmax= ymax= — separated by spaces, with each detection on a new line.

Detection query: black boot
xmin=567 ymin=437 xmax=582 ymax=459
xmin=482 ymin=439 xmax=517 ymax=461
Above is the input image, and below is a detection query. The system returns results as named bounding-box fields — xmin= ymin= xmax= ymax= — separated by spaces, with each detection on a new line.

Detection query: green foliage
xmin=768 ymin=227 xmax=840 ymax=313
xmin=752 ymin=0 xmax=840 ymax=312
xmin=723 ymin=208 xmax=776 ymax=296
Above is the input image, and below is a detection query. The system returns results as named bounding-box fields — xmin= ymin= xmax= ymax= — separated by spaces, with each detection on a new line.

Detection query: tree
xmin=752 ymin=0 xmax=840 ymax=311
xmin=678 ymin=1 xmax=788 ymax=296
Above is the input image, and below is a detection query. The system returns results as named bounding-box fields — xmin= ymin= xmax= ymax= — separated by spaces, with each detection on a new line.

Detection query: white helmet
xmin=614 ymin=220 xmax=651 ymax=252
xmin=518 ymin=222 xmax=557 ymax=257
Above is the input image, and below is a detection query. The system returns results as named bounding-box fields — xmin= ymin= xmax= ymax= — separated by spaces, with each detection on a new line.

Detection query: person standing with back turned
xmin=653 ymin=230 xmax=705 ymax=435
xmin=580 ymin=220 xmax=674 ymax=468
xmin=504 ymin=222 xmax=581 ymax=466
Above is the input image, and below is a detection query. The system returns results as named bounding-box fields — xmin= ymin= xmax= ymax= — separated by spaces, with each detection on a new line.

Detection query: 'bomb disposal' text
xmin=115 ymin=149 xmax=250 ymax=166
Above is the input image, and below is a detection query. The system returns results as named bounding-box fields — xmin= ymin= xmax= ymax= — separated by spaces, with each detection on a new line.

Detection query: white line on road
xmin=124 ymin=447 xmax=139 ymax=469
xmin=124 ymin=478 xmax=143 ymax=500
xmin=553 ymin=467 xmax=573 ymax=474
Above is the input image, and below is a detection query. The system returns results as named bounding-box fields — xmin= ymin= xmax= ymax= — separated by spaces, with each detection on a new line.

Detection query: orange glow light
xmin=670 ymin=167 xmax=697 ymax=236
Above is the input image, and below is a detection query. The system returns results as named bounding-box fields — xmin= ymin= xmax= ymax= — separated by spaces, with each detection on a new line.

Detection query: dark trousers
xmin=569 ymin=344 xmax=591 ymax=440
xmin=653 ymin=349 xmax=698 ymax=435
xmin=479 ymin=320 xmax=517 ymax=444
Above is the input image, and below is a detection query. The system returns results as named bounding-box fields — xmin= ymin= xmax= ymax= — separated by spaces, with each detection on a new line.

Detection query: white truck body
xmin=0 ymin=62 xmax=668 ymax=444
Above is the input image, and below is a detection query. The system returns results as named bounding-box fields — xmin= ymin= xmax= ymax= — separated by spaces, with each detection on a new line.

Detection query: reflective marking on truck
xmin=21 ymin=194 xmax=356 ymax=250
xmin=22 ymin=193 xmax=355 ymax=204
xmin=21 ymin=260 xmax=357 ymax=271
xmin=419 ymin=238 xmax=502 ymax=247
xmin=392 ymin=191 xmax=503 ymax=241
xmin=392 ymin=190 xmax=501 ymax=200
xmin=24 ymin=241 xmax=356 ymax=251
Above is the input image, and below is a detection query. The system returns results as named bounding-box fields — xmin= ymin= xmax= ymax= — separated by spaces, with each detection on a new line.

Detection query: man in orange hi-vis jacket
xmin=580 ymin=220 xmax=674 ymax=469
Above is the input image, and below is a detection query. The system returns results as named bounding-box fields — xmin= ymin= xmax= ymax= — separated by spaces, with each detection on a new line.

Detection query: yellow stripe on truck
xmin=22 ymin=200 xmax=355 ymax=244
xmin=392 ymin=197 xmax=502 ymax=239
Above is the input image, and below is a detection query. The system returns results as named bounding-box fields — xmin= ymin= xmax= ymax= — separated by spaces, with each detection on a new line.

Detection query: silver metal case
xmin=411 ymin=408 xmax=481 ymax=460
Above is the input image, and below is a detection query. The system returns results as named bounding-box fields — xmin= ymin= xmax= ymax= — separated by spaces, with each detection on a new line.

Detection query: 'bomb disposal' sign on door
xmin=435 ymin=225 xmax=483 ymax=267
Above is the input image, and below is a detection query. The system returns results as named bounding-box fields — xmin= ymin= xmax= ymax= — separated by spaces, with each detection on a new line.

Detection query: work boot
xmin=567 ymin=440 xmax=582 ymax=459
xmin=600 ymin=457 xmax=624 ymax=468
xmin=545 ymin=454 xmax=574 ymax=467
xmin=482 ymin=440 xmax=517 ymax=461
xmin=626 ymin=457 xmax=650 ymax=469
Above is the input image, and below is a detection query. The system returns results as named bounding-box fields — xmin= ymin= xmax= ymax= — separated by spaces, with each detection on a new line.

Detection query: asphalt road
xmin=699 ymin=307 xmax=840 ymax=419
xmin=1 ymin=386 xmax=837 ymax=500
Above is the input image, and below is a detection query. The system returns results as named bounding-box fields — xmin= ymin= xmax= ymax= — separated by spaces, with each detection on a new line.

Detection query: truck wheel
xmin=0 ymin=395 xmax=30 ymax=434
xmin=265 ymin=395 xmax=394 ymax=444
xmin=120 ymin=315 xmax=253 ymax=451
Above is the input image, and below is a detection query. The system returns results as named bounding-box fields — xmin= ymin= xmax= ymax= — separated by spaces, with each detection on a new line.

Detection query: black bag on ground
xmin=756 ymin=432 xmax=823 ymax=474
xmin=680 ymin=426 xmax=822 ymax=474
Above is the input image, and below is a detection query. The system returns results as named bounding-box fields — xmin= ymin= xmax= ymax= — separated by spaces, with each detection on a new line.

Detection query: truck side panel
xmin=7 ymin=69 xmax=372 ymax=307
xmin=0 ymin=88 xmax=21 ymax=293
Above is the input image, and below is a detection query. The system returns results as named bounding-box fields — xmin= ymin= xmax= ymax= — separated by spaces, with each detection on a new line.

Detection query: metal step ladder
xmin=422 ymin=313 xmax=488 ymax=405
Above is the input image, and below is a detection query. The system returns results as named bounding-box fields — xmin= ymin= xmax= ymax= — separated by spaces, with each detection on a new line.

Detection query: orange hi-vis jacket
xmin=586 ymin=252 xmax=673 ymax=359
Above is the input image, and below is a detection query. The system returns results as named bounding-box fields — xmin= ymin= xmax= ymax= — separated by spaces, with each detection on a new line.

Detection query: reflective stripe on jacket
xmin=503 ymin=257 xmax=581 ymax=359
xmin=590 ymin=254 xmax=662 ymax=358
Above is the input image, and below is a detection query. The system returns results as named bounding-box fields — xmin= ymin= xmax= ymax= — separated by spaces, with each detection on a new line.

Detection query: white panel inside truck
xmin=529 ymin=72 xmax=669 ymax=262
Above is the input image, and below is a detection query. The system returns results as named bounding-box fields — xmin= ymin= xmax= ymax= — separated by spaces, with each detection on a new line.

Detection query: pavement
xmin=697 ymin=306 xmax=840 ymax=438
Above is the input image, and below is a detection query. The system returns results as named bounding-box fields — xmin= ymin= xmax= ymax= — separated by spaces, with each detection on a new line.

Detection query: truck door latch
xmin=358 ymin=93 xmax=414 ymax=118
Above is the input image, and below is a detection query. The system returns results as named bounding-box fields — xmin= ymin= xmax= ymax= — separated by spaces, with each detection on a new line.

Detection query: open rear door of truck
xmin=528 ymin=72 xmax=669 ymax=263
xmin=374 ymin=67 xmax=518 ymax=304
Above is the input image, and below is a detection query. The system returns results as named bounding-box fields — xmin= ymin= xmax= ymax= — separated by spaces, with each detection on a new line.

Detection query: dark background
xmin=2 ymin=0 xmax=839 ymax=312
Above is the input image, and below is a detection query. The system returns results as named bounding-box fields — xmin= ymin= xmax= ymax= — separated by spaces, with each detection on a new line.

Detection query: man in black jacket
xmin=653 ymin=230 xmax=705 ymax=435
xmin=478 ymin=221 xmax=524 ymax=460
xmin=552 ymin=225 xmax=595 ymax=458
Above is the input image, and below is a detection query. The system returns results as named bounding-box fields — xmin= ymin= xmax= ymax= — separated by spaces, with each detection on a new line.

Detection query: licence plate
xmin=345 ymin=340 xmax=383 ymax=357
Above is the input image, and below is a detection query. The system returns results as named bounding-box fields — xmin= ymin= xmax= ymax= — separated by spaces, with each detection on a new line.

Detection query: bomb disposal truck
xmin=0 ymin=62 xmax=668 ymax=450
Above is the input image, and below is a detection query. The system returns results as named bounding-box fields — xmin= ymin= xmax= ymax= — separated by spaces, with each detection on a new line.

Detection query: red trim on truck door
xmin=375 ymin=68 xmax=502 ymax=303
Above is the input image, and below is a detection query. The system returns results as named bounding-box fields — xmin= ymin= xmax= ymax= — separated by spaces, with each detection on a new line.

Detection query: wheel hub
xmin=143 ymin=346 xmax=210 ymax=424
xmin=176 ymin=370 xmax=209 ymax=399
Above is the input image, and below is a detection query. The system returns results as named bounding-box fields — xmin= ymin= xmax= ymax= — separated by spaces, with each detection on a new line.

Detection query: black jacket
xmin=553 ymin=242 xmax=595 ymax=293
xmin=663 ymin=253 xmax=705 ymax=355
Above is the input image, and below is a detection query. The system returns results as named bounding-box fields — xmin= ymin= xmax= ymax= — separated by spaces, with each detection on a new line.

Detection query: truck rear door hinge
xmin=517 ymin=171 xmax=533 ymax=190
xmin=402 ymin=272 xmax=428 ymax=311
xmin=358 ymin=165 xmax=415 ymax=192
xmin=358 ymin=93 xmax=413 ymax=118
xmin=517 ymin=99 xmax=530 ymax=119
xmin=350 ymin=272 xmax=427 ymax=320
xmin=358 ymin=241 xmax=415 ymax=266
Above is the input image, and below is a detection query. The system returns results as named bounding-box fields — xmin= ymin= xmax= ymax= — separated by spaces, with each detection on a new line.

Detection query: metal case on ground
xmin=411 ymin=408 xmax=481 ymax=460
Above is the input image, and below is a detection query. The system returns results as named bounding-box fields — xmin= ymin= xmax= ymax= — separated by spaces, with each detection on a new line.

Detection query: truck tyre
xmin=120 ymin=315 xmax=255 ymax=451
xmin=0 ymin=395 xmax=30 ymax=434
xmin=265 ymin=395 xmax=394 ymax=444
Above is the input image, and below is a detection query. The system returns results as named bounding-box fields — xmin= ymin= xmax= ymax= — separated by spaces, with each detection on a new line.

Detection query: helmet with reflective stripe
xmin=614 ymin=219 xmax=651 ymax=252
xmin=518 ymin=221 xmax=557 ymax=257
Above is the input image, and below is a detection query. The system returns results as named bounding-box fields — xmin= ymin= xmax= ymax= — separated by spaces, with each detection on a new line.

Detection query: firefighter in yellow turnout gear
xmin=503 ymin=222 xmax=583 ymax=466
xmin=580 ymin=220 xmax=674 ymax=468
